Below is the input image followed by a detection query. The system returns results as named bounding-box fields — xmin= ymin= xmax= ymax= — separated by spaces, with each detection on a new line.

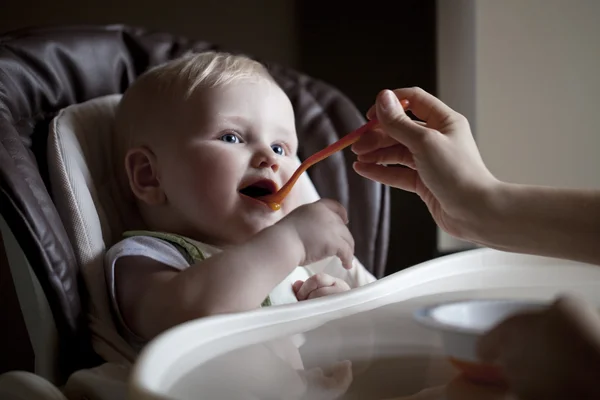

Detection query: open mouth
xmin=239 ymin=179 xmax=278 ymax=199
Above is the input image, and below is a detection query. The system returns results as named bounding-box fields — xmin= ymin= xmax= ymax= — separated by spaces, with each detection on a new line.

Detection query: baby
xmin=106 ymin=51 xmax=376 ymax=353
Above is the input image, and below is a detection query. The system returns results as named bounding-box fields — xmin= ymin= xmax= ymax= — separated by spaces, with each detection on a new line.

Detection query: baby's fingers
xmin=336 ymin=227 xmax=355 ymax=270
xmin=336 ymin=246 xmax=354 ymax=270
xmin=295 ymin=273 xmax=335 ymax=301
xmin=319 ymin=199 xmax=349 ymax=224
xmin=307 ymin=281 xmax=351 ymax=300
xmin=292 ymin=280 xmax=303 ymax=294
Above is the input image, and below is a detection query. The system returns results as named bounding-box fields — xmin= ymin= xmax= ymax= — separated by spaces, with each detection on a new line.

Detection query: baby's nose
xmin=253 ymin=150 xmax=279 ymax=172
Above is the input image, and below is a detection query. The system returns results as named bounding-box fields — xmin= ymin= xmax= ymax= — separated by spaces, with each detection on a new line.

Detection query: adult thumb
xmin=375 ymin=89 xmax=427 ymax=151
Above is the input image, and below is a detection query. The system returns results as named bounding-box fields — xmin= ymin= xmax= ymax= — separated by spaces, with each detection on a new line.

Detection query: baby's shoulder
xmin=105 ymin=234 xmax=190 ymax=269
xmin=107 ymin=234 xmax=175 ymax=254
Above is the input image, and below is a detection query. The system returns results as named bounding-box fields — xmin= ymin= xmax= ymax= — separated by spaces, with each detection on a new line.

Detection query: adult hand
xmin=477 ymin=295 xmax=600 ymax=400
xmin=352 ymin=87 xmax=498 ymax=242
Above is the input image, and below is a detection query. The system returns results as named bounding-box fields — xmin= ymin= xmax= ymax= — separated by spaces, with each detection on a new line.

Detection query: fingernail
xmin=380 ymin=90 xmax=398 ymax=112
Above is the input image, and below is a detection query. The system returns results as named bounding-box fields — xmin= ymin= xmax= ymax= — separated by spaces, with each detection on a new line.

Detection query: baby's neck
xmin=141 ymin=221 xmax=233 ymax=249
xmin=138 ymin=206 xmax=252 ymax=249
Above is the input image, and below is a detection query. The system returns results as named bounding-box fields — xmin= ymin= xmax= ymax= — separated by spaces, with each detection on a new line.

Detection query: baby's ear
xmin=124 ymin=146 xmax=166 ymax=206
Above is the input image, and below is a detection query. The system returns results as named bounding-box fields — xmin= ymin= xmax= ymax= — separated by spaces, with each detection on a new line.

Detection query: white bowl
xmin=414 ymin=299 xmax=548 ymax=384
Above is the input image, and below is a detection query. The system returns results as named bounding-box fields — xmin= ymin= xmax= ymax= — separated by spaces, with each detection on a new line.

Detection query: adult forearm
xmin=473 ymin=182 xmax=600 ymax=265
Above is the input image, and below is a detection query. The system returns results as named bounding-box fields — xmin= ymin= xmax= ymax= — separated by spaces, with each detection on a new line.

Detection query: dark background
xmin=297 ymin=1 xmax=438 ymax=274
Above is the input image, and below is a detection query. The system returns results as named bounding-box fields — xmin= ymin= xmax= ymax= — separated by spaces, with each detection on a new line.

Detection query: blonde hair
xmin=150 ymin=51 xmax=272 ymax=98
xmin=113 ymin=51 xmax=274 ymax=196
xmin=115 ymin=50 xmax=273 ymax=139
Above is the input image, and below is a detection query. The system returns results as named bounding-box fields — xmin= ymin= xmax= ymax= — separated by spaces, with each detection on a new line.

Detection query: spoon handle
xmin=262 ymin=119 xmax=379 ymax=207
xmin=261 ymin=97 xmax=409 ymax=209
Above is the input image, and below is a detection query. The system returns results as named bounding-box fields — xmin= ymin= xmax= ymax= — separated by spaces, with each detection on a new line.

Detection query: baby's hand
xmin=277 ymin=199 xmax=355 ymax=269
xmin=292 ymin=273 xmax=350 ymax=301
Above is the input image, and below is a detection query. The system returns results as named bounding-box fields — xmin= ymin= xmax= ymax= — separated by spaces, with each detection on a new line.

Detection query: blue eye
xmin=271 ymin=144 xmax=285 ymax=155
xmin=220 ymin=133 xmax=241 ymax=144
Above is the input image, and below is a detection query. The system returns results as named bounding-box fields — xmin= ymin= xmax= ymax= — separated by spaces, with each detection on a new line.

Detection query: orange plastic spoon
xmin=259 ymin=99 xmax=409 ymax=211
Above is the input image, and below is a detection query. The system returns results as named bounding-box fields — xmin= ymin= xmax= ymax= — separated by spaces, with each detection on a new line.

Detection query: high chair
xmin=0 ymin=24 xmax=391 ymax=399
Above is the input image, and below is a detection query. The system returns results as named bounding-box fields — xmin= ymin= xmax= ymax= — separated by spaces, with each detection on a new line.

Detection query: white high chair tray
xmin=129 ymin=248 xmax=600 ymax=400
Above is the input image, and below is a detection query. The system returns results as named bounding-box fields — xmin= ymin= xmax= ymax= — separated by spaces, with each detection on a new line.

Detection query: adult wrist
xmin=462 ymin=180 xmax=516 ymax=249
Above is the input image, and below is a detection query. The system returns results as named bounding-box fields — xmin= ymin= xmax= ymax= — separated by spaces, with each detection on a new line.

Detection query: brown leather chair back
xmin=0 ymin=24 xmax=389 ymax=378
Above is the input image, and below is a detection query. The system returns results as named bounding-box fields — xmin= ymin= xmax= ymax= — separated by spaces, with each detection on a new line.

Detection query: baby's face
xmin=154 ymin=78 xmax=304 ymax=245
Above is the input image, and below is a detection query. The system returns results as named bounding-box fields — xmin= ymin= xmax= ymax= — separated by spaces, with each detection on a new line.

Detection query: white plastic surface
xmin=129 ymin=248 xmax=600 ymax=399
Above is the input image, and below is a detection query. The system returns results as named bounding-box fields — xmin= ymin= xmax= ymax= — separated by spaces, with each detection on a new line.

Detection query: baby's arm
xmin=115 ymin=199 xmax=354 ymax=341
xmin=116 ymin=225 xmax=301 ymax=340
